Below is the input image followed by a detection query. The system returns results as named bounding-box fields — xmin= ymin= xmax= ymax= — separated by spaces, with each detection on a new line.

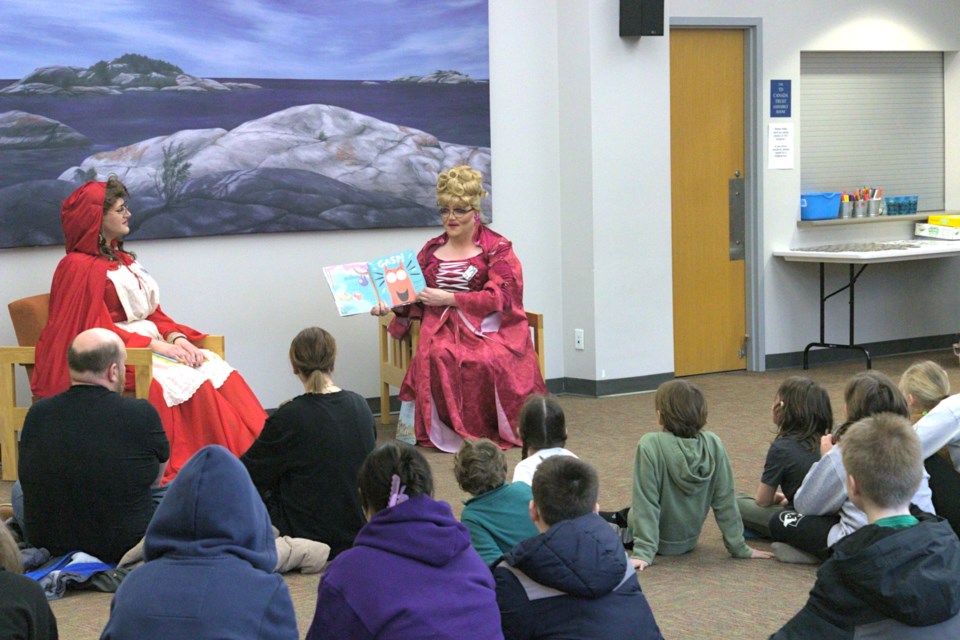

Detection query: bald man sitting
xmin=16 ymin=328 xmax=169 ymax=564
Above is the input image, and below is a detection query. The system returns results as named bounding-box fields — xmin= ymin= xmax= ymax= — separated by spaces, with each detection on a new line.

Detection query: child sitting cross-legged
xmin=494 ymin=456 xmax=663 ymax=640
xmin=770 ymin=371 xmax=937 ymax=564
xmin=738 ymin=377 xmax=833 ymax=538
xmin=771 ymin=413 xmax=960 ymax=639
xmin=455 ymin=438 xmax=540 ymax=565
xmin=629 ymin=379 xmax=772 ymax=569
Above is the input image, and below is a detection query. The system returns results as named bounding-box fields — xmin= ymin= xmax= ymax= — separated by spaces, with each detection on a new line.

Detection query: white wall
xmin=586 ymin=1 xmax=673 ymax=380
xmin=667 ymin=0 xmax=960 ymax=356
xmin=3 ymin=0 xmax=959 ymax=409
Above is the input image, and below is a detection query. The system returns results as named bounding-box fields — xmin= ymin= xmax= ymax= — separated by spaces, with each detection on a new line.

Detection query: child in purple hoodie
xmin=306 ymin=443 xmax=503 ymax=640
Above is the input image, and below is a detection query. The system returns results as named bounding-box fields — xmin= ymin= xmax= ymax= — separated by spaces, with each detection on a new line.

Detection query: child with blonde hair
xmin=900 ymin=360 xmax=960 ymax=536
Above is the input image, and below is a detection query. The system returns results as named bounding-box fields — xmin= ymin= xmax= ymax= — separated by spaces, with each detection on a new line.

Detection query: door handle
xmin=729 ymin=176 xmax=745 ymax=261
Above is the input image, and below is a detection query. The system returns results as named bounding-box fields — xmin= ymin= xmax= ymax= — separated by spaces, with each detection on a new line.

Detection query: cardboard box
xmin=915 ymin=223 xmax=960 ymax=240
xmin=926 ymin=214 xmax=960 ymax=228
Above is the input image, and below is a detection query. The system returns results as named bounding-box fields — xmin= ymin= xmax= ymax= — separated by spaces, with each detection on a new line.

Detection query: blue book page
xmin=367 ymin=250 xmax=426 ymax=307
xmin=322 ymin=262 xmax=380 ymax=316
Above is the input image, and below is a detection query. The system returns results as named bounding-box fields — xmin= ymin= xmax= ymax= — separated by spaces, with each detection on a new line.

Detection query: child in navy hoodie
xmin=494 ymin=456 xmax=663 ymax=640
xmin=101 ymin=445 xmax=298 ymax=640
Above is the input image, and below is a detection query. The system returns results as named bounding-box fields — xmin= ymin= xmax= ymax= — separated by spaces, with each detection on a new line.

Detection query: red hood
xmin=61 ymin=181 xmax=106 ymax=255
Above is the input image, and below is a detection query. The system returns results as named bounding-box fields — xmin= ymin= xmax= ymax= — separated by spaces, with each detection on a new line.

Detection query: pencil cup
xmin=867 ymin=199 xmax=884 ymax=217
xmin=839 ymin=201 xmax=853 ymax=219
xmin=883 ymin=197 xmax=900 ymax=216
xmin=852 ymin=200 xmax=867 ymax=218
xmin=907 ymin=196 xmax=919 ymax=215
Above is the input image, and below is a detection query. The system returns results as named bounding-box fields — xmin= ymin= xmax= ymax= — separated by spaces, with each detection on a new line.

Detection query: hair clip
xmin=387 ymin=473 xmax=409 ymax=508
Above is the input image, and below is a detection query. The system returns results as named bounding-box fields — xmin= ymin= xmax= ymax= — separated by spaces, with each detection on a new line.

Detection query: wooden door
xmin=671 ymin=29 xmax=746 ymax=376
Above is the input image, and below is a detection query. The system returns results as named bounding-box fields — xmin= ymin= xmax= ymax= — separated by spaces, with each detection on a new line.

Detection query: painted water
xmin=0 ymin=79 xmax=490 ymax=190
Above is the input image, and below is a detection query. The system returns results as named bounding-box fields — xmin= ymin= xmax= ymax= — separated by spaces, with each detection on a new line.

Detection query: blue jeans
xmin=11 ymin=480 xmax=25 ymax=539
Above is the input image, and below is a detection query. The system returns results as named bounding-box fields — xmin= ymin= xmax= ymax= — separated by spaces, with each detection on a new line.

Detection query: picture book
xmin=323 ymin=250 xmax=427 ymax=316
xmin=322 ymin=262 xmax=382 ymax=316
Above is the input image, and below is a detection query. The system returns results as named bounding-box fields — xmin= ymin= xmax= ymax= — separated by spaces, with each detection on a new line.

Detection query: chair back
xmin=9 ymin=294 xmax=50 ymax=348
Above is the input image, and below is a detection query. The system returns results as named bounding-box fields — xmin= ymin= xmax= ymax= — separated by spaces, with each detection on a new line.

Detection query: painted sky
xmin=0 ymin=0 xmax=488 ymax=80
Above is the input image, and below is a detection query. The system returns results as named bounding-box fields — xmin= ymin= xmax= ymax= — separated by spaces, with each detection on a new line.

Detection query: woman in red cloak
xmin=32 ymin=178 xmax=265 ymax=482
xmin=373 ymin=166 xmax=546 ymax=451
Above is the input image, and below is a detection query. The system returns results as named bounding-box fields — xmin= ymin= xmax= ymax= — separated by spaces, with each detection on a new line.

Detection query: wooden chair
xmin=378 ymin=310 xmax=545 ymax=426
xmin=0 ymin=294 xmax=223 ymax=481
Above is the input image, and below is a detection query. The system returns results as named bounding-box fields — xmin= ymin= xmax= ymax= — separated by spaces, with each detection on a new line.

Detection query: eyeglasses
xmin=439 ymin=207 xmax=475 ymax=219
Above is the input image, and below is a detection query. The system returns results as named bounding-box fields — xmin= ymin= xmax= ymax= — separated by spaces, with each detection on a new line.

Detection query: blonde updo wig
xmin=436 ymin=165 xmax=487 ymax=215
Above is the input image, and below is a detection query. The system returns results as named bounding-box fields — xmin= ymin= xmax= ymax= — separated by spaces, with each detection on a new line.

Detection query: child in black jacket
xmin=771 ymin=413 xmax=960 ymax=639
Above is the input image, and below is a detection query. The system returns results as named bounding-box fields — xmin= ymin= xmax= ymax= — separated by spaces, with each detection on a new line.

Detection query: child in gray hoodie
xmin=629 ymin=380 xmax=772 ymax=569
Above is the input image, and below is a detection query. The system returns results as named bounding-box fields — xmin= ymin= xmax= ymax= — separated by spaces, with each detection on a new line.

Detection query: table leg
xmin=803 ymin=262 xmax=872 ymax=369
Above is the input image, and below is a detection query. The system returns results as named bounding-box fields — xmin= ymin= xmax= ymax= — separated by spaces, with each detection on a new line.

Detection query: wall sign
xmin=771 ymin=79 xmax=791 ymax=118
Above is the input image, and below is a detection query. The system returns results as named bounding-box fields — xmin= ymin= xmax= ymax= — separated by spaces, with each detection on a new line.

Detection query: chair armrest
xmin=125 ymin=348 xmax=154 ymax=401
xmin=525 ymin=311 xmax=545 ymax=379
xmin=0 ymin=347 xmax=37 ymax=481
xmin=196 ymin=335 xmax=225 ymax=359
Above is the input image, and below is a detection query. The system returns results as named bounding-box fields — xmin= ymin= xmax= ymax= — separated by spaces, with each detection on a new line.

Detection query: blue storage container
xmin=800 ymin=192 xmax=841 ymax=220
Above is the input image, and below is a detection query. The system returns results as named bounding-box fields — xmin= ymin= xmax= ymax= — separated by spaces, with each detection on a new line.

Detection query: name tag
xmin=463 ymin=265 xmax=478 ymax=281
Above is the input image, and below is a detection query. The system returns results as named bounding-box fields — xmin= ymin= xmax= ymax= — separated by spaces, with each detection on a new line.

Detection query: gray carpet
xmin=3 ymin=348 xmax=957 ymax=639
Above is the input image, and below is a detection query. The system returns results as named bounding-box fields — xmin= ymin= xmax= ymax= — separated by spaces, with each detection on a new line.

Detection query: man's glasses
xmin=439 ymin=207 xmax=474 ymax=219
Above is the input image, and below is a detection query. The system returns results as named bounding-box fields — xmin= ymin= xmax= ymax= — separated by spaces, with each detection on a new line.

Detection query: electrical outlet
xmin=574 ymin=328 xmax=585 ymax=351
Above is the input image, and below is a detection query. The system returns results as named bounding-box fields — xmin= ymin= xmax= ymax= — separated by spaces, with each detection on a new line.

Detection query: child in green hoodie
xmin=629 ymin=380 xmax=773 ymax=569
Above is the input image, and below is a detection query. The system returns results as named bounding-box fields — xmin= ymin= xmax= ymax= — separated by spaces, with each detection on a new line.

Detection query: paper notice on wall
xmin=768 ymin=123 xmax=794 ymax=169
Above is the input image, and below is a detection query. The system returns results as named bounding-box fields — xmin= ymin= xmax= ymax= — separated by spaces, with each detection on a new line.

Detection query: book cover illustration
xmin=367 ymin=251 xmax=427 ymax=307
xmin=323 ymin=250 xmax=426 ymax=316
xmin=323 ymin=262 xmax=382 ymax=316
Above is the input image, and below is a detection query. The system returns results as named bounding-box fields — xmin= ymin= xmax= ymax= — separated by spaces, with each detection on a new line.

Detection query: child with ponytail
xmin=306 ymin=443 xmax=502 ymax=640
xmin=513 ymin=394 xmax=577 ymax=486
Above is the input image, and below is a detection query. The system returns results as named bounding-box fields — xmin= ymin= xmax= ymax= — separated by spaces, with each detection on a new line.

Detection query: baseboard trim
xmin=367 ymin=373 xmax=674 ymax=416
xmin=560 ymin=373 xmax=674 ymax=397
xmin=765 ymin=334 xmax=956 ymax=370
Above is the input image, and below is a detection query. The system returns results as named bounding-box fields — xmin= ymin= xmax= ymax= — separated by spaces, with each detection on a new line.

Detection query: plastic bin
xmin=800 ymin=192 xmax=841 ymax=221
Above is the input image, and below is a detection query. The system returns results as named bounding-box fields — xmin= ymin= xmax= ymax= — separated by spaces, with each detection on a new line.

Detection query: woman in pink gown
xmin=33 ymin=178 xmax=265 ymax=482
xmin=374 ymin=166 xmax=546 ymax=450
